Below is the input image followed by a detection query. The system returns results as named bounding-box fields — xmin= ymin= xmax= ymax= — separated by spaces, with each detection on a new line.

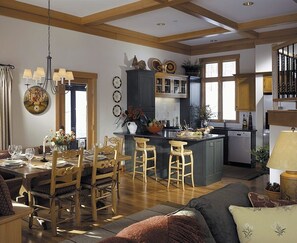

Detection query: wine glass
xmin=25 ymin=148 xmax=35 ymax=168
xmin=15 ymin=145 xmax=23 ymax=158
xmin=8 ymin=144 xmax=16 ymax=160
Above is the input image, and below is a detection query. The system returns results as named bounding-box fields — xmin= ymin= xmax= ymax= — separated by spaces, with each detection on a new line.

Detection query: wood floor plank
xmin=21 ymin=171 xmax=269 ymax=242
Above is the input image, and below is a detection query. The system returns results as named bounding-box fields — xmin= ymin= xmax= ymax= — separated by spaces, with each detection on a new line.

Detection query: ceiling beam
xmin=239 ymin=13 xmax=297 ymax=31
xmin=0 ymin=0 xmax=80 ymax=24
xmin=172 ymin=2 xmax=259 ymax=39
xmin=191 ymin=27 xmax=297 ymax=55
xmin=81 ymin=0 xmax=192 ymax=25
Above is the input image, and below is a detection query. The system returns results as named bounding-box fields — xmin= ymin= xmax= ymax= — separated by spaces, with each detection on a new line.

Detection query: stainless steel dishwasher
xmin=228 ymin=131 xmax=252 ymax=165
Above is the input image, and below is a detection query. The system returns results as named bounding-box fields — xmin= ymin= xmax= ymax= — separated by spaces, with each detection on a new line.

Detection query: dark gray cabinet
xmin=126 ymin=70 xmax=155 ymax=119
xmin=121 ymin=133 xmax=224 ymax=186
xmin=210 ymin=128 xmax=228 ymax=164
xmin=180 ymin=76 xmax=201 ymax=128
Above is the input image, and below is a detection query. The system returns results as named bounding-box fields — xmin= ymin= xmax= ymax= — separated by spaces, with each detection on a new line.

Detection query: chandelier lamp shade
xmin=22 ymin=0 xmax=74 ymax=94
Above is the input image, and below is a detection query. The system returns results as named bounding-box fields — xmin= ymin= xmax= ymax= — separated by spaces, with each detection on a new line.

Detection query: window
xmin=201 ymin=55 xmax=239 ymax=122
xmin=65 ymin=84 xmax=87 ymax=138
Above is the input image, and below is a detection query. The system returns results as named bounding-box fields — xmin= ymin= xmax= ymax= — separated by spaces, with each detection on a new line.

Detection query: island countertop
xmin=114 ymin=131 xmax=225 ymax=142
xmin=115 ymin=130 xmax=225 ymax=186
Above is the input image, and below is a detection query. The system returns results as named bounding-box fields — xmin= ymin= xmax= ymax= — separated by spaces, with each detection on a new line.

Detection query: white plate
xmin=45 ymin=160 xmax=69 ymax=168
xmin=3 ymin=160 xmax=24 ymax=166
xmin=85 ymin=155 xmax=107 ymax=161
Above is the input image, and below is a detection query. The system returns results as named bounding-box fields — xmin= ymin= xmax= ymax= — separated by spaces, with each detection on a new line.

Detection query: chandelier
xmin=22 ymin=0 xmax=73 ymax=94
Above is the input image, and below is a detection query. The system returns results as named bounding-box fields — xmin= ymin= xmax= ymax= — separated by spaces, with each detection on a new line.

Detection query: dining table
xmin=0 ymin=151 xmax=132 ymax=192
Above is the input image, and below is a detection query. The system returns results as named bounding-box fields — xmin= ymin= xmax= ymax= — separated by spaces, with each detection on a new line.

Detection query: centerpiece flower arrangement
xmin=48 ymin=128 xmax=76 ymax=150
xmin=116 ymin=106 xmax=150 ymax=133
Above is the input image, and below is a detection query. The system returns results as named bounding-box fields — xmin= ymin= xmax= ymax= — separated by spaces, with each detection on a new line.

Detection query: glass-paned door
xmin=65 ymin=84 xmax=87 ymax=148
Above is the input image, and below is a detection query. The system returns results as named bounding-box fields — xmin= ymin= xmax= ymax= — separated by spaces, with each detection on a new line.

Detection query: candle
xmin=43 ymin=136 xmax=48 ymax=154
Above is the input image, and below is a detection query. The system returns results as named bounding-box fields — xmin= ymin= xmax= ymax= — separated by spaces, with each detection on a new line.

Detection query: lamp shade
xmin=267 ymin=130 xmax=297 ymax=171
xmin=65 ymin=71 xmax=74 ymax=81
xmin=23 ymin=69 xmax=32 ymax=79
xmin=36 ymin=67 xmax=45 ymax=78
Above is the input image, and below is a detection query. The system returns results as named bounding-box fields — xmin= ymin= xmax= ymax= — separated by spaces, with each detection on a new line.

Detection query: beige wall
xmin=0 ymin=15 xmax=188 ymax=147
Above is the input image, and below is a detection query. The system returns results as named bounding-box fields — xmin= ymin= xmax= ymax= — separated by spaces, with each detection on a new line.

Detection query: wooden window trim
xmin=201 ymin=54 xmax=240 ymax=122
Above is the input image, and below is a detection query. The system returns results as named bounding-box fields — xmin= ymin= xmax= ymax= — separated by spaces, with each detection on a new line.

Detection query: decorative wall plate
xmin=150 ymin=58 xmax=162 ymax=72
xmin=24 ymin=86 xmax=49 ymax=114
xmin=112 ymin=90 xmax=122 ymax=103
xmin=112 ymin=105 xmax=122 ymax=117
xmin=112 ymin=76 xmax=122 ymax=89
xmin=164 ymin=60 xmax=176 ymax=74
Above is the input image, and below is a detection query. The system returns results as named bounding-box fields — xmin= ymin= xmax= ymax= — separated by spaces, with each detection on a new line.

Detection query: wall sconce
xmin=267 ymin=128 xmax=297 ymax=200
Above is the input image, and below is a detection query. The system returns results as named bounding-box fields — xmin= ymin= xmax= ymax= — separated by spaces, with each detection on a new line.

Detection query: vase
xmin=54 ymin=145 xmax=67 ymax=152
xmin=201 ymin=120 xmax=208 ymax=128
xmin=127 ymin=121 xmax=137 ymax=134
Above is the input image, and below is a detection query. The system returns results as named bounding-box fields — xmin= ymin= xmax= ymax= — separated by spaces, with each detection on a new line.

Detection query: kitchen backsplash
xmin=155 ymin=97 xmax=180 ymax=127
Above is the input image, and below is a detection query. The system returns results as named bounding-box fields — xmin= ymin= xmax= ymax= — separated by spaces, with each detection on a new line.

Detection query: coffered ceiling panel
xmin=1 ymin=0 xmax=296 ymax=55
xmin=107 ymin=7 xmax=214 ymax=37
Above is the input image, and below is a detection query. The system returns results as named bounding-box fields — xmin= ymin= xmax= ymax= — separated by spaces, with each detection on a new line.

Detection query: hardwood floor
xmin=22 ymin=170 xmax=269 ymax=243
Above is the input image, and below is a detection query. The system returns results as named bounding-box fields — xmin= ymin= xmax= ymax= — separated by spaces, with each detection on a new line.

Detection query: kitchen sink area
xmin=210 ymin=127 xmax=256 ymax=167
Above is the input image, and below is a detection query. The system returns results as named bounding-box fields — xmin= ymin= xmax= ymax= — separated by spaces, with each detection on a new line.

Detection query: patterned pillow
xmin=0 ymin=175 xmax=15 ymax=216
xmin=229 ymin=205 xmax=297 ymax=243
xmin=248 ymin=192 xmax=297 ymax=207
xmin=101 ymin=215 xmax=205 ymax=243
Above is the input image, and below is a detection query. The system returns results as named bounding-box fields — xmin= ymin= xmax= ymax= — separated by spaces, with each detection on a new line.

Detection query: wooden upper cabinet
xmin=235 ymin=73 xmax=255 ymax=111
xmin=155 ymin=72 xmax=188 ymax=98
xmin=263 ymin=75 xmax=272 ymax=94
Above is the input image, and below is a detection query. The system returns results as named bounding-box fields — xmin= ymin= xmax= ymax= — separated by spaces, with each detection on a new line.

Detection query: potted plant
xmin=198 ymin=105 xmax=213 ymax=127
xmin=181 ymin=59 xmax=201 ymax=76
xmin=251 ymin=145 xmax=269 ymax=174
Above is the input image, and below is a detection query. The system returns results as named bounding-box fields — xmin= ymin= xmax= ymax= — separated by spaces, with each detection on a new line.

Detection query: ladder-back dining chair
xmin=81 ymin=145 xmax=118 ymax=221
xmin=103 ymin=136 xmax=123 ymax=198
xmin=28 ymin=148 xmax=83 ymax=236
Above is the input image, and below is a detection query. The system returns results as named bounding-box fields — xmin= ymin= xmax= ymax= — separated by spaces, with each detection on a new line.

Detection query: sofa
xmin=100 ymin=183 xmax=251 ymax=243
xmin=99 ymin=182 xmax=297 ymax=243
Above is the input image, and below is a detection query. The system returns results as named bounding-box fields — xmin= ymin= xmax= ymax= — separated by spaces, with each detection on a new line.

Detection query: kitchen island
xmin=115 ymin=130 xmax=224 ymax=186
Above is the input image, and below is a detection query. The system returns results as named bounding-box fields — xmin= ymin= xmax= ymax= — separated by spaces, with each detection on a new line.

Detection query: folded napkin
xmin=30 ymin=164 xmax=49 ymax=170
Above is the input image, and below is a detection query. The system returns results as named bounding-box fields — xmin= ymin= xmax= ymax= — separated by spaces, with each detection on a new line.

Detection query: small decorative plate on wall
xmin=112 ymin=105 xmax=122 ymax=117
xmin=24 ymin=86 xmax=49 ymax=114
xmin=112 ymin=90 xmax=122 ymax=103
xmin=112 ymin=76 xmax=122 ymax=89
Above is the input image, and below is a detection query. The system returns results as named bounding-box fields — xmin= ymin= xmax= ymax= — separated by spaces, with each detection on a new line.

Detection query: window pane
xmin=76 ymin=91 xmax=87 ymax=138
xmin=222 ymin=81 xmax=236 ymax=120
xmin=222 ymin=61 xmax=236 ymax=77
xmin=205 ymin=63 xmax=218 ymax=78
xmin=205 ymin=82 xmax=218 ymax=119
xmin=65 ymin=92 xmax=71 ymax=134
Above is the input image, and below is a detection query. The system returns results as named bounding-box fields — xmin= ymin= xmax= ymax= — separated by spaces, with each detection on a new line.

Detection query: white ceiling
xmin=11 ymin=0 xmax=297 ymax=49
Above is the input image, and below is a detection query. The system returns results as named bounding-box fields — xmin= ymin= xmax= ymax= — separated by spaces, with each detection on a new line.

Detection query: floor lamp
xmin=267 ymin=129 xmax=297 ymax=201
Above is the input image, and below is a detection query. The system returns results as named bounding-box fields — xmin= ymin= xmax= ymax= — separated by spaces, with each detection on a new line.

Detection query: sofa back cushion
xmin=188 ymin=182 xmax=251 ymax=243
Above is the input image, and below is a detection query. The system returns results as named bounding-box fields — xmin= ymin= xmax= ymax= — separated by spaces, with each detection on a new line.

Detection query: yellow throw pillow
xmin=229 ymin=205 xmax=297 ymax=243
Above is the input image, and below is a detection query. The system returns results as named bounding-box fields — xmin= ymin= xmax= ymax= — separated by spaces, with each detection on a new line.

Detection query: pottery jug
xmin=127 ymin=121 xmax=137 ymax=134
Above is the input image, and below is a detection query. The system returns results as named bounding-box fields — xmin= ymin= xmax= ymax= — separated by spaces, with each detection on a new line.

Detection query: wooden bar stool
xmin=167 ymin=140 xmax=194 ymax=190
xmin=133 ymin=137 xmax=157 ymax=183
